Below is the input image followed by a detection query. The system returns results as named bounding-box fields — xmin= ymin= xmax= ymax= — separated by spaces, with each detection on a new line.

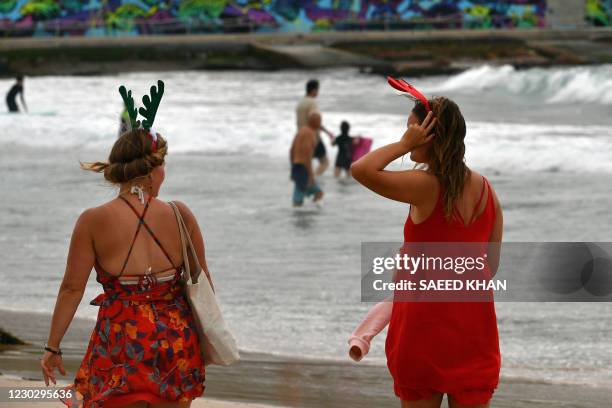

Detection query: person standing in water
xmin=5 ymin=75 xmax=27 ymax=113
xmin=290 ymin=112 xmax=324 ymax=206
xmin=332 ymin=121 xmax=355 ymax=178
xmin=296 ymin=79 xmax=333 ymax=176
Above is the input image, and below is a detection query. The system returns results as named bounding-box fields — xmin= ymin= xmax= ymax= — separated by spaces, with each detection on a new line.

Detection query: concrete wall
xmin=547 ymin=0 xmax=586 ymax=28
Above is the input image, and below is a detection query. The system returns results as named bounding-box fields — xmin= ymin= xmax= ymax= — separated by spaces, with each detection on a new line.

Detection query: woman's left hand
xmin=40 ymin=351 xmax=66 ymax=386
xmin=400 ymin=111 xmax=436 ymax=152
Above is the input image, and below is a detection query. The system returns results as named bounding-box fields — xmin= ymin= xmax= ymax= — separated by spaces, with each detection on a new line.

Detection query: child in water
xmin=332 ymin=121 xmax=355 ymax=178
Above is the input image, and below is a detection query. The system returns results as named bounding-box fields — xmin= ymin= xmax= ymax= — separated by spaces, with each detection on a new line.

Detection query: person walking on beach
xmin=40 ymin=82 xmax=210 ymax=407
xmin=290 ymin=111 xmax=324 ymax=206
xmin=5 ymin=75 xmax=27 ymax=113
xmin=296 ymin=79 xmax=333 ymax=176
xmin=351 ymin=78 xmax=503 ymax=408
xmin=332 ymin=120 xmax=355 ymax=178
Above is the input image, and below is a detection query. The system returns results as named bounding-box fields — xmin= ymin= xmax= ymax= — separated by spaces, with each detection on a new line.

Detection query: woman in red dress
xmin=40 ymin=126 xmax=209 ymax=407
xmin=351 ymin=88 xmax=503 ymax=408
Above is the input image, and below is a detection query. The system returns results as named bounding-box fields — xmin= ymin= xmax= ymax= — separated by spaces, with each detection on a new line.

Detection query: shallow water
xmin=0 ymin=67 xmax=611 ymax=388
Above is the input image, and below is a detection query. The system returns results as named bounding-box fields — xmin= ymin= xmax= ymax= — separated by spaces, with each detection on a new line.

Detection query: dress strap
xmin=118 ymin=196 xmax=151 ymax=276
xmin=452 ymin=175 xmax=489 ymax=226
xmin=117 ymin=196 xmax=176 ymax=277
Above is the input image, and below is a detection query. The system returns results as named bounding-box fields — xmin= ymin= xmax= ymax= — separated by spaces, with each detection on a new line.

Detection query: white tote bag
xmin=170 ymin=201 xmax=240 ymax=366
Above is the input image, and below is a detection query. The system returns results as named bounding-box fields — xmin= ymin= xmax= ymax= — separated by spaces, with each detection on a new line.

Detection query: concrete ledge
xmin=1 ymin=28 xmax=612 ymax=77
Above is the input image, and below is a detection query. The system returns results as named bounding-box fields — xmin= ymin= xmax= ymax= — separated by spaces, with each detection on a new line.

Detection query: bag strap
xmin=169 ymin=201 xmax=192 ymax=283
xmin=169 ymin=201 xmax=215 ymax=291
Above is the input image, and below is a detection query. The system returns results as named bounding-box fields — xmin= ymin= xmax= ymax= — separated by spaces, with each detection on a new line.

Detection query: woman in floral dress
xmin=40 ymin=88 xmax=210 ymax=407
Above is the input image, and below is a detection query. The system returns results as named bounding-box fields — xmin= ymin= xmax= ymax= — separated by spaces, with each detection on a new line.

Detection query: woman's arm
xmin=350 ymin=112 xmax=437 ymax=205
xmin=42 ymin=209 xmax=95 ymax=384
xmin=47 ymin=210 xmax=95 ymax=348
xmin=174 ymin=201 xmax=213 ymax=291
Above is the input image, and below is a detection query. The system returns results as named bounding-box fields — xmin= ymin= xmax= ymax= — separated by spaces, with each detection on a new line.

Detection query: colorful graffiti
xmin=0 ymin=0 xmax=591 ymax=37
xmin=586 ymin=0 xmax=611 ymax=25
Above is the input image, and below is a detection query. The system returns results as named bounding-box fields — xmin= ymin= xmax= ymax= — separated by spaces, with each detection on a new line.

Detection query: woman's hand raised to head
xmin=350 ymin=110 xmax=438 ymax=205
xmin=400 ymin=111 xmax=436 ymax=152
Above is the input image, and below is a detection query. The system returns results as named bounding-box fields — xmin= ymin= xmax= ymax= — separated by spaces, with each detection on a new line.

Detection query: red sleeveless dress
xmin=385 ymin=176 xmax=501 ymax=405
xmin=61 ymin=197 xmax=205 ymax=408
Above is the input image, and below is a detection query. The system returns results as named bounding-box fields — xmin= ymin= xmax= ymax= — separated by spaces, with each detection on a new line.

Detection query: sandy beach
xmin=1 ymin=273 xmax=611 ymax=408
xmin=0 ymin=377 xmax=277 ymax=408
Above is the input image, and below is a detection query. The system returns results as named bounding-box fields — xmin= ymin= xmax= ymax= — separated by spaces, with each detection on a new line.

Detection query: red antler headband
xmin=387 ymin=76 xmax=431 ymax=113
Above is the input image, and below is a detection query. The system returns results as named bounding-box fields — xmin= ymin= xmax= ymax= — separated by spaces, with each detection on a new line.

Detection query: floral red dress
xmin=61 ymin=197 xmax=205 ymax=408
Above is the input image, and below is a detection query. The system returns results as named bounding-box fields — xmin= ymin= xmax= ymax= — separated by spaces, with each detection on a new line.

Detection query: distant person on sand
xmin=296 ymin=79 xmax=333 ymax=176
xmin=290 ymin=111 xmax=324 ymax=206
xmin=332 ymin=120 xmax=355 ymax=178
xmin=118 ymin=107 xmax=130 ymax=136
xmin=5 ymin=75 xmax=27 ymax=113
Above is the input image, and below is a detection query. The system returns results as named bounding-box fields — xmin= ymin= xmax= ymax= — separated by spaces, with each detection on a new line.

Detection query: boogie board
xmin=351 ymin=136 xmax=372 ymax=162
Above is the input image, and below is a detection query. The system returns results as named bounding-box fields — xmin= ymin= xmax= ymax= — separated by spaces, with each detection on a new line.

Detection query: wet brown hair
xmin=80 ymin=128 xmax=168 ymax=184
xmin=413 ymin=97 xmax=469 ymax=220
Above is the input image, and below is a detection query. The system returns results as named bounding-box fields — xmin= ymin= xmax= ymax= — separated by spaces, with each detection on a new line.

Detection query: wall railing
xmin=0 ymin=14 xmax=549 ymax=38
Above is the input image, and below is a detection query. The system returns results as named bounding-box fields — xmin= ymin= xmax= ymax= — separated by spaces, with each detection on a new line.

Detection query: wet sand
xmin=1 ymin=309 xmax=611 ymax=408
xmin=0 ymin=377 xmax=277 ymax=408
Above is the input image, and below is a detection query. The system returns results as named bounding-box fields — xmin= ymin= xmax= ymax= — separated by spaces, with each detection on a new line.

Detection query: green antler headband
xmin=118 ymin=86 xmax=139 ymax=129
xmin=118 ymin=80 xmax=165 ymax=151
xmin=139 ymin=80 xmax=164 ymax=129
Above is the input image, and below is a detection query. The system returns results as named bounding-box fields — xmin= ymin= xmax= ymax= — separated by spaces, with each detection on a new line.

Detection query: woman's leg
xmin=401 ymin=392 xmax=444 ymax=408
xmin=448 ymin=395 xmax=490 ymax=408
xmin=334 ymin=166 xmax=341 ymax=178
xmin=315 ymin=156 xmax=329 ymax=176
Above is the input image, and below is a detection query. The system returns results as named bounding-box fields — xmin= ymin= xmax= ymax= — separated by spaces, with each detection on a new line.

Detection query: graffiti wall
xmin=0 ymin=0 xmax=589 ymax=37
xmin=586 ymin=0 xmax=611 ymax=25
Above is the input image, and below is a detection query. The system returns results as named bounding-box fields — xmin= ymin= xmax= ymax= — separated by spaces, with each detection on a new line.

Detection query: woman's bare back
xmin=87 ymin=196 xmax=184 ymax=280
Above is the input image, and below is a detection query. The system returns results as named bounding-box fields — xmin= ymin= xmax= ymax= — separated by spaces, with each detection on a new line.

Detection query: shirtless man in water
xmin=290 ymin=112 xmax=324 ymax=206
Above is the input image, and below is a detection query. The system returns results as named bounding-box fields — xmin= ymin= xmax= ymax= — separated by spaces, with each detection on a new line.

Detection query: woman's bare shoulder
xmin=411 ymin=168 xmax=438 ymax=181
xmin=77 ymin=200 xmax=117 ymax=225
xmin=408 ymin=169 xmax=440 ymax=191
xmin=70 ymin=204 xmax=108 ymax=235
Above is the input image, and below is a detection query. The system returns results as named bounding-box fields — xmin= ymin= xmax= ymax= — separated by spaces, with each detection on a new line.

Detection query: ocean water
xmin=1 ymin=67 xmax=611 ymax=388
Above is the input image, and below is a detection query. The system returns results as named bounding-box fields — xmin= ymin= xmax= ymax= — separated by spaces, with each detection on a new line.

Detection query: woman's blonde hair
xmin=80 ymin=129 xmax=168 ymax=184
xmin=412 ymin=97 xmax=469 ymax=220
